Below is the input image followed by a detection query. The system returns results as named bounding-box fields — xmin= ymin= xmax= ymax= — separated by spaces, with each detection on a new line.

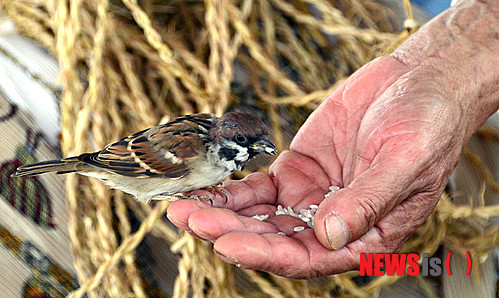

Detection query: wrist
xmin=391 ymin=0 xmax=499 ymax=137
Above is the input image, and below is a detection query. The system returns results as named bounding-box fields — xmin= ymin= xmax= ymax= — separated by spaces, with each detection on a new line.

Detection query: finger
xmin=269 ymin=150 xmax=331 ymax=208
xmin=313 ymin=148 xmax=433 ymax=250
xmin=169 ymin=172 xmax=277 ymax=228
xmin=236 ymin=204 xmax=277 ymax=218
xmin=355 ymin=190 xmax=441 ymax=253
xmin=188 ymin=206 xmax=311 ymax=239
xmin=331 ymin=190 xmax=442 ymax=273
xmin=212 ymin=191 xmax=440 ymax=278
xmin=167 ymin=199 xmax=211 ymax=230
xmin=189 ymin=172 xmax=278 ymax=211
xmin=236 ymin=204 xmax=310 ymax=235
xmin=187 ymin=208 xmax=280 ymax=241
xmin=213 ymin=230 xmax=358 ymax=279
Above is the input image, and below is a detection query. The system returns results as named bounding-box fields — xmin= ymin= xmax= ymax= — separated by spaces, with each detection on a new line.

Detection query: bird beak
xmin=251 ymin=138 xmax=278 ymax=156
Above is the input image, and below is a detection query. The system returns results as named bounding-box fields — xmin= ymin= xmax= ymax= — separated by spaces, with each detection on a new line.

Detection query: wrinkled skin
xmin=167 ymin=0 xmax=499 ymax=279
xmin=167 ymin=56 xmax=464 ymax=278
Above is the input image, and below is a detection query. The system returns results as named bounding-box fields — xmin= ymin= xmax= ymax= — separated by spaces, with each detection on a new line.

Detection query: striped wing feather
xmin=80 ymin=113 xmax=214 ymax=178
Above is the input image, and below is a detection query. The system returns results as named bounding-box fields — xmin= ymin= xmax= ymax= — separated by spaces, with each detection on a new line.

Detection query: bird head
xmin=209 ymin=112 xmax=277 ymax=169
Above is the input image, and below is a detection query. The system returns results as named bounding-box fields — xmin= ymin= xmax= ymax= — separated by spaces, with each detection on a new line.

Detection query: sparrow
xmin=13 ymin=112 xmax=277 ymax=203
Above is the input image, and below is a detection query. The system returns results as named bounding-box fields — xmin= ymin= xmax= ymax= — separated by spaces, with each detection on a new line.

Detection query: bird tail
xmin=12 ymin=156 xmax=85 ymax=177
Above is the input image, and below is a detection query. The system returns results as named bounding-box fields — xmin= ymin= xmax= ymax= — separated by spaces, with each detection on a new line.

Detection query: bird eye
xmin=235 ymin=133 xmax=247 ymax=144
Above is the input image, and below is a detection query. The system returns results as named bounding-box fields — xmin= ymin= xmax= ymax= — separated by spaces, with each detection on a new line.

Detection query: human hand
xmin=167 ymin=0 xmax=499 ymax=279
xmin=166 ymin=56 xmax=459 ymax=278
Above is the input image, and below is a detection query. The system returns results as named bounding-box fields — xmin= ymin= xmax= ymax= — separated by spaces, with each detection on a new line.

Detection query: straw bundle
xmin=1 ymin=0 xmax=498 ymax=296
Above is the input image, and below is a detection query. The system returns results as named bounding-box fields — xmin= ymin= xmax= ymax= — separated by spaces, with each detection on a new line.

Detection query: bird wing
xmin=79 ymin=113 xmax=215 ymax=178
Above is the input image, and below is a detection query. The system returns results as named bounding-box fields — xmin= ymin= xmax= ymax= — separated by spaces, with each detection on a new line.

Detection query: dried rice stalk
xmin=1 ymin=0 xmax=497 ymax=296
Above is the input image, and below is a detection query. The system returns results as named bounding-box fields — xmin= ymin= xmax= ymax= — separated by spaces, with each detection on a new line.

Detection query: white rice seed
xmin=277 ymin=232 xmax=286 ymax=235
xmin=276 ymin=205 xmax=317 ymax=224
xmin=251 ymin=214 xmax=269 ymax=221
xmin=325 ymin=186 xmax=341 ymax=198
xmin=293 ymin=226 xmax=306 ymax=232
xmin=329 ymin=185 xmax=340 ymax=192
xmin=275 ymin=205 xmax=317 ymax=227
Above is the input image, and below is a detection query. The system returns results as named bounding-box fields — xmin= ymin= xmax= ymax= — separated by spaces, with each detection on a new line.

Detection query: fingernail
xmin=167 ymin=216 xmax=192 ymax=232
xmin=189 ymin=225 xmax=215 ymax=242
xmin=325 ymin=213 xmax=350 ymax=250
xmin=214 ymin=249 xmax=241 ymax=267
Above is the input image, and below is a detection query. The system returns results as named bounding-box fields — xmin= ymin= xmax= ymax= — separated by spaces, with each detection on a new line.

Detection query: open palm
xmin=167 ymin=56 xmax=470 ymax=278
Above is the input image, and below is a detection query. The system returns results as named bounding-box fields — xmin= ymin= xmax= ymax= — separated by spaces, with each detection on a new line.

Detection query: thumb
xmin=313 ymin=157 xmax=427 ymax=250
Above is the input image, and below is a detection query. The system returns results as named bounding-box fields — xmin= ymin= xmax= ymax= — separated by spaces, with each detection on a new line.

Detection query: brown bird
xmin=13 ymin=112 xmax=277 ymax=203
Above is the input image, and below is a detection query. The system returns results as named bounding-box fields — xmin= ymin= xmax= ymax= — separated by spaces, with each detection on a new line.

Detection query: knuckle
xmin=355 ymin=192 xmax=386 ymax=229
xmin=395 ymin=201 xmax=415 ymax=222
xmin=375 ymin=225 xmax=406 ymax=252
xmin=425 ymin=176 xmax=447 ymax=195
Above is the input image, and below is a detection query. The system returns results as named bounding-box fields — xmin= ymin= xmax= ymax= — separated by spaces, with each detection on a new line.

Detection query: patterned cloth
xmin=0 ymin=94 xmax=78 ymax=297
xmin=0 ymin=18 xmax=77 ymax=296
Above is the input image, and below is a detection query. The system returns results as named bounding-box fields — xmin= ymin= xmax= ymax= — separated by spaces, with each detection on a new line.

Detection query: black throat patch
xmin=218 ymin=147 xmax=238 ymax=161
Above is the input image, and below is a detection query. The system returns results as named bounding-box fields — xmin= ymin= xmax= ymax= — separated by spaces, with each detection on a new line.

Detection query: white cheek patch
xmin=207 ymin=141 xmax=250 ymax=172
xmin=221 ymin=140 xmax=250 ymax=161
xmin=235 ymin=147 xmax=249 ymax=161
xmin=222 ymin=141 xmax=250 ymax=171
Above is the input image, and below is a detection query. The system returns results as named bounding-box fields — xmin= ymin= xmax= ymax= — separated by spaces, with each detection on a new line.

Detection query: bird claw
xmin=172 ymin=184 xmax=227 ymax=206
xmin=206 ymin=183 xmax=228 ymax=205
xmin=188 ymin=194 xmax=214 ymax=206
